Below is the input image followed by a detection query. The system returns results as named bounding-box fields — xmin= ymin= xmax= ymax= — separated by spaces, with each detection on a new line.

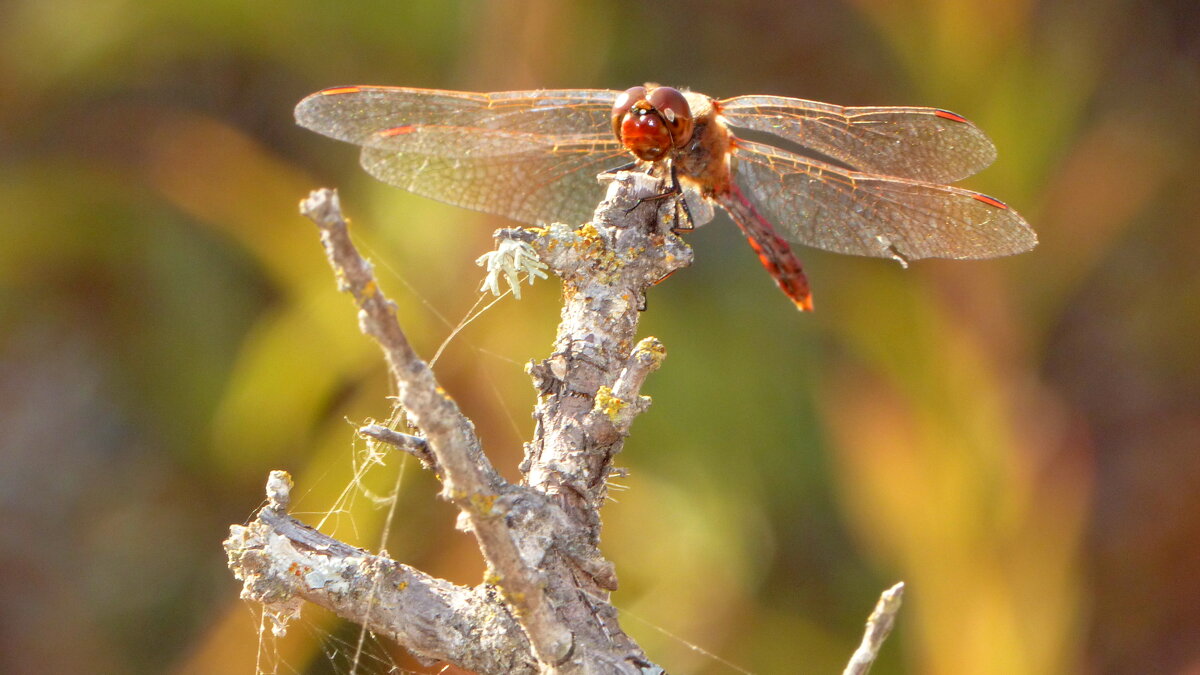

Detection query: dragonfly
xmin=295 ymin=84 xmax=1036 ymax=310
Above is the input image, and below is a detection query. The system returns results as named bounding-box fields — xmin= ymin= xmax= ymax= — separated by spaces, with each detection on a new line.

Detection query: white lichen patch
xmin=476 ymin=239 xmax=548 ymax=298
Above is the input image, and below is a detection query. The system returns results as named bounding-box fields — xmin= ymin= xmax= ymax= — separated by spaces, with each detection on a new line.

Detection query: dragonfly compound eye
xmin=613 ymin=85 xmax=678 ymax=162
xmin=611 ymin=86 xmax=648 ymax=141
xmin=645 ymin=86 xmax=694 ymax=147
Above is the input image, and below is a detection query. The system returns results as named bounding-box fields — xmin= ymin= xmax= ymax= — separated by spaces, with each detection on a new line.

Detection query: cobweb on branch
xmin=244 ymin=190 xmax=768 ymax=674
xmin=242 ymin=237 xmax=530 ymax=673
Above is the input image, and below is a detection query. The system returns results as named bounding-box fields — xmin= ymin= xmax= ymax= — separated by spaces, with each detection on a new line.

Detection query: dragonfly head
xmin=612 ymin=85 xmax=694 ymax=162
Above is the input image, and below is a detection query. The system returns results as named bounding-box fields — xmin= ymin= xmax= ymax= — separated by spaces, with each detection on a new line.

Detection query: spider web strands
xmin=299 ymin=188 xmax=575 ymax=666
xmin=327 ymin=250 xmax=529 ymax=670
xmin=429 ymin=290 xmax=508 ymax=367
xmin=610 ymin=601 xmax=755 ymax=675
xmin=261 ymin=606 xmax=397 ymax=674
xmin=347 ymin=443 xmax=411 ymax=675
xmin=353 ymin=231 xmax=529 ymax=449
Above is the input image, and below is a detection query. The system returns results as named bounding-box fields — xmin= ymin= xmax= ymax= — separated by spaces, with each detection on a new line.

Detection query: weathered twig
xmin=300 ymin=187 xmax=574 ymax=666
xmin=225 ymin=471 xmax=534 ymax=672
xmin=357 ymin=422 xmax=437 ymax=473
xmin=843 ymin=582 xmax=906 ymax=675
xmin=227 ymin=173 xmax=687 ymax=673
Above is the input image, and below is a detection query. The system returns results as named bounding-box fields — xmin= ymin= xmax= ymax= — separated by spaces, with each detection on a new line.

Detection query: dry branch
xmin=225 ymin=471 xmax=534 ymax=672
xmin=227 ymin=173 xmax=686 ymax=674
xmin=843 ymin=582 xmax=905 ymax=675
xmin=225 ymin=175 xmax=904 ymax=674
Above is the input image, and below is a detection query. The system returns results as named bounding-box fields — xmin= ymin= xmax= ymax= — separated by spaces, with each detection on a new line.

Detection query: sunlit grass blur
xmin=2 ymin=1 xmax=1198 ymax=673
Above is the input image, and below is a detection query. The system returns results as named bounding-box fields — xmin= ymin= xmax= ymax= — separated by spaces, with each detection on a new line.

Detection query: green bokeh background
xmin=3 ymin=1 xmax=1198 ymax=673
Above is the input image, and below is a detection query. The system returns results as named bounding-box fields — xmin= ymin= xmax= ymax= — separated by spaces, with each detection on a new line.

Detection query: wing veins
xmin=733 ymin=140 xmax=1033 ymax=259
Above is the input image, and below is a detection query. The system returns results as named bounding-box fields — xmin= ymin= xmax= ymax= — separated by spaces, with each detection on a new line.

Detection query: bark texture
xmin=227 ymin=173 xmax=686 ymax=673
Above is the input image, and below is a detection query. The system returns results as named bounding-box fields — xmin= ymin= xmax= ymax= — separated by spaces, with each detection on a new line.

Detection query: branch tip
xmin=843 ymin=581 xmax=906 ymax=675
xmin=265 ymin=470 xmax=293 ymax=512
xmin=358 ymin=423 xmax=438 ymax=471
xmin=299 ymin=188 xmax=342 ymax=227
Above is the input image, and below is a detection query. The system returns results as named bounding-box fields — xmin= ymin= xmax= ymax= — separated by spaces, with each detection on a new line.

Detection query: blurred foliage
xmin=2 ymin=0 xmax=1198 ymax=673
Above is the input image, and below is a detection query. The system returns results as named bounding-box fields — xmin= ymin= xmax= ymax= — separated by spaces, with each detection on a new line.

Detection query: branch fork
xmin=225 ymin=172 xmax=903 ymax=673
xmin=227 ymin=173 xmax=686 ymax=673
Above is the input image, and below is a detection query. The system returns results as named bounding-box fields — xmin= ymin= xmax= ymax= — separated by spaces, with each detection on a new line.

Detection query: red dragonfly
xmin=295 ymin=85 xmax=1036 ymax=310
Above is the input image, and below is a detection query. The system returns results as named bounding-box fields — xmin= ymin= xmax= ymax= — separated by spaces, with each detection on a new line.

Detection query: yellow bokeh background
xmin=2 ymin=1 xmax=1198 ymax=673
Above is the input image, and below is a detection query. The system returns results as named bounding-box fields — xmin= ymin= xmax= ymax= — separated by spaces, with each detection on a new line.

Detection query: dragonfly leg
xmin=651 ymin=269 xmax=679 ymax=287
xmin=667 ymin=164 xmax=695 ymax=234
xmin=624 ymin=163 xmax=694 ymax=234
xmin=600 ymin=160 xmax=640 ymax=175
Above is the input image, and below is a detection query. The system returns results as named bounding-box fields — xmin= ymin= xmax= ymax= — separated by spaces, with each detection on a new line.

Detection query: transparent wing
xmin=295 ymin=86 xmax=618 ymax=146
xmin=359 ymin=128 xmax=625 ymax=226
xmin=720 ymin=95 xmax=998 ymax=183
xmin=294 ymin=86 xmax=627 ymax=225
xmin=731 ymin=140 xmax=1036 ymax=260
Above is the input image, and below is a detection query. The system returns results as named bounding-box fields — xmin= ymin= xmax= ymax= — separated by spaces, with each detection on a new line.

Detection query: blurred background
xmin=2 ymin=0 xmax=1198 ymax=673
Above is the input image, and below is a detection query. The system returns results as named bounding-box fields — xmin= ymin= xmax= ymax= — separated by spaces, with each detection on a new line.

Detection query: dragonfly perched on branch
xmin=295 ymin=84 xmax=1036 ymax=310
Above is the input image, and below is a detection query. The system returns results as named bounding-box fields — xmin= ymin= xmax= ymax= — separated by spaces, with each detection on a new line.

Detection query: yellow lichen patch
xmin=634 ymin=336 xmax=668 ymax=367
xmin=572 ymin=223 xmax=622 ymax=271
xmin=593 ymin=386 xmax=627 ymax=421
xmin=469 ymin=492 xmax=497 ymax=514
xmin=396 ymin=581 xmax=408 ymax=591
xmin=577 ymin=223 xmax=601 ymax=240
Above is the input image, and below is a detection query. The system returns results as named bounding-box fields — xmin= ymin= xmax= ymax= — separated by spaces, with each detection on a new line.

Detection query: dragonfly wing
xmin=733 ymin=140 xmax=1036 ymax=261
xmin=296 ymin=87 xmax=618 ymax=144
xmin=360 ymin=127 xmax=626 ymax=226
xmin=295 ymin=86 xmax=627 ymax=226
xmin=721 ymin=95 xmax=997 ymax=183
